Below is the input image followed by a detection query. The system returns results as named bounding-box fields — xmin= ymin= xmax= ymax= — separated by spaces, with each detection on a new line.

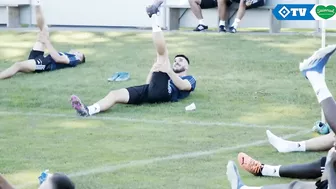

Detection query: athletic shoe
xmin=229 ymin=26 xmax=237 ymax=33
xmin=146 ymin=0 xmax=164 ymax=18
xmin=219 ymin=25 xmax=226 ymax=33
xmin=238 ymin=152 xmax=263 ymax=176
xmin=193 ymin=24 xmax=208 ymax=32
xmin=299 ymin=44 xmax=336 ymax=78
xmin=226 ymin=161 xmax=245 ymax=189
xmin=70 ymin=95 xmax=90 ymax=117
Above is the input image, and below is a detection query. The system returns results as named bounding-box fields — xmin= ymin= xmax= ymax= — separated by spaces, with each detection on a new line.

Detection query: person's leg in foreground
xmin=226 ymin=45 xmax=336 ymax=189
xmin=267 ymin=45 xmax=336 ymax=153
xmin=0 ymin=1 xmax=47 ymax=80
xmin=237 ymin=152 xmax=326 ymax=179
xmin=325 ymin=146 xmax=336 ymax=189
xmin=226 ymin=161 xmax=317 ymax=189
xmin=70 ymin=0 xmax=171 ymax=117
xmin=299 ymin=44 xmax=336 ymax=134
xmin=266 ymin=130 xmax=335 ymax=153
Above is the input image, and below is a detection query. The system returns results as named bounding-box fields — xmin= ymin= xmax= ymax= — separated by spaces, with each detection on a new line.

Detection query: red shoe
xmin=238 ymin=152 xmax=263 ymax=176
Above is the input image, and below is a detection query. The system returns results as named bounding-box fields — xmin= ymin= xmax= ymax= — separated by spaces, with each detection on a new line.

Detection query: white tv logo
xmin=278 ymin=6 xmax=307 ymax=18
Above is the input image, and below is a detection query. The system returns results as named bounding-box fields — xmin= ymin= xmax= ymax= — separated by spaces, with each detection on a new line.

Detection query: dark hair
xmin=82 ymin=54 xmax=86 ymax=63
xmin=51 ymin=173 xmax=75 ymax=189
xmin=175 ymin=54 xmax=190 ymax=64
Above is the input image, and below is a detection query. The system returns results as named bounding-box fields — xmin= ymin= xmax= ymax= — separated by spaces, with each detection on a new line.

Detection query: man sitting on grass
xmin=70 ymin=0 xmax=196 ymax=117
xmin=0 ymin=2 xmax=86 ymax=80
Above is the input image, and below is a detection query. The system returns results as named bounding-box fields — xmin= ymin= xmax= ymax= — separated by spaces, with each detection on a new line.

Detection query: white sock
xmin=306 ymin=71 xmax=332 ymax=103
xmin=87 ymin=103 xmax=100 ymax=115
xmin=199 ymin=19 xmax=205 ymax=25
xmin=241 ymin=186 xmax=262 ymax=189
xmin=267 ymin=130 xmax=306 ymax=153
xmin=261 ymin=165 xmax=281 ymax=177
xmin=151 ymin=14 xmax=161 ymax=32
xmin=219 ymin=20 xmax=225 ymax=26
xmin=232 ymin=18 xmax=241 ymax=28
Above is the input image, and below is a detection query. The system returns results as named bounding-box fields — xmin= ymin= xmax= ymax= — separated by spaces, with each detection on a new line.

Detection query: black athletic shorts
xmin=28 ymin=50 xmax=53 ymax=72
xmin=126 ymin=72 xmax=171 ymax=105
xmin=200 ymin=0 xmax=217 ymax=9
xmin=200 ymin=0 xmax=232 ymax=9
xmin=316 ymin=179 xmax=328 ymax=189
xmin=231 ymin=0 xmax=265 ymax=9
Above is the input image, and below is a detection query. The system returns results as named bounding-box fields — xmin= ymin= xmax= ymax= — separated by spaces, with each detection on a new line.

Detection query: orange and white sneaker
xmin=237 ymin=152 xmax=263 ymax=176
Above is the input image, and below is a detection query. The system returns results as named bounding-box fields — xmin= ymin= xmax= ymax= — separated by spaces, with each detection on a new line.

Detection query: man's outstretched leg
xmin=35 ymin=0 xmax=45 ymax=30
xmin=238 ymin=152 xmax=325 ymax=179
xmin=70 ymin=89 xmax=131 ymax=117
xmin=226 ymin=161 xmax=316 ymax=189
xmin=266 ymin=130 xmax=335 ymax=153
xmin=0 ymin=60 xmax=37 ymax=79
xmin=146 ymin=0 xmax=172 ymax=103
xmin=146 ymin=0 xmax=168 ymax=59
xmin=300 ymin=45 xmax=336 ymax=133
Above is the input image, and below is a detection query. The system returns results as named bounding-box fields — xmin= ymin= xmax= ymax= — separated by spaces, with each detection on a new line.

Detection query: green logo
xmin=316 ymin=5 xmax=336 ymax=19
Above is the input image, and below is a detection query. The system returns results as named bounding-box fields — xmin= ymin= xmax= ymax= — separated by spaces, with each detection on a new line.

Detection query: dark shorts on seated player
xmin=315 ymin=179 xmax=328 ymax=189
xmin=231 ymin=0 xmax=265 ymax=9
xmin=200 ymin=0 xmax=232 ymax=9
xmin=126 ymin=72 xmax=172 ymax=104
xmin=28 ymin=50 xmax=53 ymax=72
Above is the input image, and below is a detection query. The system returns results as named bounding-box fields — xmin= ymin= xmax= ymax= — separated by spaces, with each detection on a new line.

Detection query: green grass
xmin=1 ymin=31 xmax=336 ymax=189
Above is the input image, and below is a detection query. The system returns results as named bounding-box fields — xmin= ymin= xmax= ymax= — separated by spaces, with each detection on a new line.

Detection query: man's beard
xmin=173 ymin=68 xmax=185 ymax=73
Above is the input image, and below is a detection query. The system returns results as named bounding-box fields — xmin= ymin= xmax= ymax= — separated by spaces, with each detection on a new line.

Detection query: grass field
xmin=1 ymin=30 xmax=336 ymax=189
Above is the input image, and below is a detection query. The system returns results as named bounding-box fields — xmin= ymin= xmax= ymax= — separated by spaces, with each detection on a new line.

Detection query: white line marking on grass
xmin=16 ymin=130 xmax=309 ymax=189
xmin=0 ymin=111 xmax=305 ymax=130
xmin=69 ymin=130 xmax=309 ymax=177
